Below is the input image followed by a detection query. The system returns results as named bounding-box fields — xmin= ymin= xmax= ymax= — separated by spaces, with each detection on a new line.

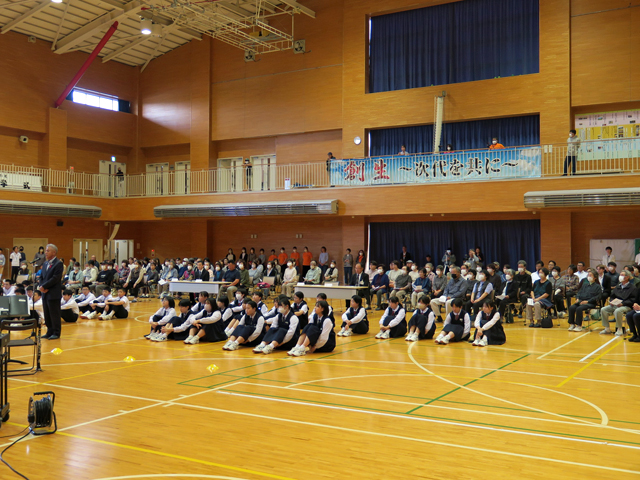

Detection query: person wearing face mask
xmin=495 ymin=269 xmax=518 ymax=323
xmin=370 ymin=266 xmax=390 ymax=310
xmin=462 ymin=270 xmax=477 ymax=307
xmin=339 ymin=295 xmax=369 ymax=337
xmin=600 ymin=270 xmax=637 ymax=336
xmin=281 ymin=261 xmax=299 ymax=298
xmin=530 ymin=261 xmax=544 ymax=283
xmin=321 ymin=261 xmax=337 ymax=284
xmin=624 ymin=285 xmax=640 ymax=342
xmin=253 ymin=297 xmax=299 ymax=353
xmin=562 ymin=129 xmax=581 ymax=176
xmin=16 ymin=262 xmax=32 ymax=286
xmin=158 ymin=261 xmax=178 ymax=296
xmin=405 ymin=294 xmax=436 ymax=342
xmin=605 ymin=261 xmax=619 ymax=288
xmin=237 ymin=262 xmax=252 ymax=291
xmin=514 ymin=261 xmax=533 ymax=318
xmin=124 ymin=260 xmax=144 ymax=303
xmin=248 ymin=261 xmax=261 ymax=285
xmin=407 ymin=260 xmax=419 ymax=282
xmin=486 ymin=264 xmax=502 ymax=292
xmin=304 ymin=261 xmax=322 ymax=285
xmin=410 ymin=268 xmax=432 ymax=310
xmin=441 ymin=249 xmax=455 ymax=274
xmin=95 ymin=261 xmax=116 ymax=292
xmin=431 ymin=265 xmax=448 ymax=307
xmin=66 ymin=262 xmax=85 ymax=293
xmin=488 ymin=137 xmax=505 ymax=150
xmin=468 ymin=269 xmax=494 ymax=316
xmin=526 ymin=268 xmax=553 ymax=328
xmin=211 ymin=262 xmax=224 ymax=282
xmin=356 ymin=250 xmax=365 ymax=267
xmin=430 ymin=266 xmax=466 ymax=320
xmin=263 ymin=262 xmax=277 ymax=283
xmin=425 ymin=262 xmax=436 ymax=286
xmin=466 ymin=249 xmax=479 ymax=270
xmin=390 ymin=266 xmax=412 ymax=305
xmin=550 ymin=266 xmax=566 ymax=317
xmin=567 ymin=269 xmax=602 ymax=332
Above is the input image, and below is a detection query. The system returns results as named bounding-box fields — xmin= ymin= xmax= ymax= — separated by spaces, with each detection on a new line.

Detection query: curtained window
xmin=369 ymin=220 xmax=541 ymax=271
xmin=369 ymin=0 xmax=539 ymax=93
xmin=369 ymin=115 xmax=540 ymax=156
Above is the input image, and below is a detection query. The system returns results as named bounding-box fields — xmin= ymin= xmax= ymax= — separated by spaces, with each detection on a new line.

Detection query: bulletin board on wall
xmin=589 ymin=239 xmax=636 ymax=269
xmin=575 ymin=110 xmax=640 ymax=141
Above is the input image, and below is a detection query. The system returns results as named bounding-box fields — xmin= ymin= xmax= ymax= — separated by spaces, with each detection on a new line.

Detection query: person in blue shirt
xmin=220 ymin=260 xmax=241 ymax=302
xmin=370 ymin=266 xmax=390 ymax=311
xmin=410 ymin=268 xmax=431 ymax=309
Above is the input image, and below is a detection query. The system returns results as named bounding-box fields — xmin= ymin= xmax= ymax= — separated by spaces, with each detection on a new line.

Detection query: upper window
xmin=368 ymin=0 xmax=540 ymax=93
xmin=68 ymin=88 xmax=131 ymax=113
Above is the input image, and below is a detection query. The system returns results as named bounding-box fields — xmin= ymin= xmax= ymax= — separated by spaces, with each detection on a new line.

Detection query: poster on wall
xmin=575 ymin=110 xmax=640 ymax=141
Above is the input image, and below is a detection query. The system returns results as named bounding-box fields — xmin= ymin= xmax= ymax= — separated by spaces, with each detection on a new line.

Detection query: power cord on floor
xmin=0 ymin=431 xmax=31 ymax=479
xmin=0 ymin=427 xmax=28 ymax=439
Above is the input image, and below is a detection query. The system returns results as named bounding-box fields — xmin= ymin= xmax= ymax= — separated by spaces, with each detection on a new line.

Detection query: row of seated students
xmin=142 ymin=287 xmax=506 ymax=354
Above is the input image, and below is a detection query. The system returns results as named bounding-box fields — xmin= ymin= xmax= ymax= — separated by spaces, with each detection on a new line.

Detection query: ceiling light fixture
xmin=140 ymin=19 xmax=152 ymax=35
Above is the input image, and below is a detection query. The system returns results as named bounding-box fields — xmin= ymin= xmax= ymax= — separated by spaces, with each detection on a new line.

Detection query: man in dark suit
xmin=39 ymin=244 xmax=63 ymax=339
xmin=194 ymin=260 xmax=210 ymax=281
xmin=400 ymin=246 xmax=412 ymax=267
xmin=346 ymin=262 xmax=371 ymax=309
xmin=597 ymin=264 xmax=612 ymax=301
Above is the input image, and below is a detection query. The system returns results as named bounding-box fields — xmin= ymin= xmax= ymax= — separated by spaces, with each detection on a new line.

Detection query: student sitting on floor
xmin=405 ymin=294 xmax=436 ymax=342
xmin=216 ymin=296 xmax=234 ymax=330
xmin=101 ymin=287 xmax=130 ymax=320
xmin=338 ymin=295 xmax=369 ymax=337
xmin=434 ymin=298 xmax=471 ymax=345
xmin=184 ymin=298 xmax=228 ymax=345
xmin=76 ymin=286 xmax=96 ymax=313
xmin=224 ymin=296 xmax=250 ymax=337
xmin=287 ymin=300 xmax=335 ymax=357
xmin=292 ymin=291 xmax=309 ymax=330
xmin=223 ymin=300 xmax=266 ymax=351
xmin=316 ymin=293 xmax=335 ymax=326
xmin=229 ymin=289 xmax=247 ymax=321
xmin=60 ymin=289 xmax=80 ymax=323
xmin=190 ymin=291 xmax=209 ymax=315
xmin=375 ymin=295 xmax=407 ymax=339
xmin=80 ymin=286 xmax=113 ymax=319
xmin=32 ymin=290 xmax=44 ymax=324
xmin=152 ymin=299 xmax=192 ymax=342
xmin=2 ymin=279 xmax=16 ymax=296
xmin=253 ymin=297 xmax=299 ymax=354
xmin=471 ymin=300 xmax=506 ymax=347
xmin=263 ymin=295 xmax=285 ymax=325
xmin=145 ymin=297 xmax=177 ymax=339
xmin=252 ymin=290 xmax=269 ymax=317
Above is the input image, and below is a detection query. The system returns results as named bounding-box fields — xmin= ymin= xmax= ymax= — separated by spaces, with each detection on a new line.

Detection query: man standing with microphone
xmin=39 ymin=244 xmax=63 ymax=340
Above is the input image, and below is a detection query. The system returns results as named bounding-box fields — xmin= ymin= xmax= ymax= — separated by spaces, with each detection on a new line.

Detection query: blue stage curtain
xmin=369 ymin=220 xmax=541 ymax=271
xmin=369 ymin=115 xmax=540 ymax=156
xmin=369 ymin=0 xmax=539 ymax=93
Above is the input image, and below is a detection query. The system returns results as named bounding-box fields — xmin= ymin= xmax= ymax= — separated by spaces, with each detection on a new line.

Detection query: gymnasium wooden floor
xmin=1 ymin=297 xmax=639 ymax=479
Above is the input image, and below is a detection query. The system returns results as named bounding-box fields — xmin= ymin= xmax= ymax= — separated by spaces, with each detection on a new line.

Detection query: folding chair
xmin=0 ymin=318 xmax=41 ymax=376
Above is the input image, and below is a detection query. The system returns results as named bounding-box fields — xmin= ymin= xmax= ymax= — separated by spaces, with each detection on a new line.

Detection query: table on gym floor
xmin=167 ymin=281 xmax=228 ymax=295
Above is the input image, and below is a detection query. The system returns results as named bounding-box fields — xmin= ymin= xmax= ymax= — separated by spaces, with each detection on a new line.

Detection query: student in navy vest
xmin=471 ymin=300 xmax=506 ymax=347
xmin=288 ymin=300 xmax=335 ymax=357
xmin=375 ymin=296 xmax=407 ymax=339
xmin=338 ymin=295 xmax=369 ymax=336
xmin=39 ymin=244 xmax=64 ymax=339
xmin=152 ymin=299 xmax=192 ymax=342
xmin=405 ymin=294 xmax=436 ymax=342
xmin=223 ymin=300 xmax=266 ymax=351
xmin=184 ymin=298 xmax=226 ymax=344
xmin=434 ymin=298 xmax=471 ymax=345
xmin=253 ymin=297 xmax=300 ymax=354
xmin=292 ymin=291 xmax=309 ymax=330
xmin=251 ymin=290 xmax=269 ymax=317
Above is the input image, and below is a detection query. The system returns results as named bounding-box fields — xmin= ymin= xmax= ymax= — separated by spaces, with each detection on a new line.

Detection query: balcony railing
xmin=1 ymin=139 xmax=639 ymax=198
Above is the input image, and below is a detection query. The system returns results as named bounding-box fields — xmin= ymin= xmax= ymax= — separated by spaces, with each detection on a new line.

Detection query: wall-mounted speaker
xmin=56 ymin=220 xmax=64 ymax=227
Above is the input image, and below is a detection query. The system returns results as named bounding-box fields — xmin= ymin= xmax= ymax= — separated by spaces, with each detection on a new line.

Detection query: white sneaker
xmin=98 ymin=313 xmax=107 ymax=321
xmin=223 ymin=340 xmax=233 ymax=350
xmin=472 ymin=338 xmax=480 ymax=346
xmin=441 ymin=335 xmax=449 ymax=344
xmin=574 ymin=325 xmax=582 ymax=332
xmin=381 ymin=330 xmax=390 ymax=339
xmin=188 ymin=335 xmax=199 ymax=344
xmin=153 ymin=333 xmax=167 ymax=342
xmin=144 ymin=332 xmax=154 ymax=339
xmin=184 ymin=335 xmax=194 ymax=344
xmin=405 ymin=334 xmax=412 ymax=342
xmin=287 ymin=346 xmax=298 ymax=356
xmin=343 ymin=329 xmax=353 ymax=336
xmin=337 ymin=328 xmax=346 ymax=337
xmin=262 ymin=344 xmax=274 ymax=355
xmin=615 ymin=328 xmax=624 ymax=337
xmin=434 ymin=334 xmax=443 ymax=344
xmin=104 ymin=311 xmax=115 ymax=320
xmin=227 ymin=341 xmax=239 ymax=351
xmin=600 ymin=328 xmax=612 ymax=335
xmin=375 ymin=331 xmax=383 ymax=339
xmin=478 ymin=337 xmax=488 ymax=347
xmin=568 ymin=325 xmax=576 ymax=331
xmin=88 ymin=311 xmax=98 ymax=319
xmin=292 ymin=346 xmax=306 ymax=357
xmin=253 ymin=344 xmax=265 ymax=353
xmin=224 ymin=328 xmax=232 ymax=337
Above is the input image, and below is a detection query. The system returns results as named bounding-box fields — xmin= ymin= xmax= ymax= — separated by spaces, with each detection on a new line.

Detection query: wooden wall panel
xmin=540 ymin=211 xmax=572 ymax=268
xmin=216 ymin=137 xmax=276 ymax=164
xmin=571 ymin=7 xmax=640 ymax=106
xmin=276 ymin=130 xmax=342 ymax=165
xmin=64 ymin=103 xmax=136 ymax=148
xmin=0 ymin=132 xmax=42 ymax=167
xmin=117 ymin=219 xmax=208 ymax=260
xmin=571 ymin=0 xmax=640 ymax=16
xmin=67 ymin=138 xmax=131 ymax=174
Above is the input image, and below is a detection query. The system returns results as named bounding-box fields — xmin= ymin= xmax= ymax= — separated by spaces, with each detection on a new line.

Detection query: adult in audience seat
xmin=282 ymin=261 xmax=299 ymax=298
xmin=625 ymin=287 xmax=640 ymax=342
xmin=430 ymin=266 xmax=465 ymax=319
xmin=220 ymin=260 xmax=241 ymax=302
xmin=370 ymin=265 xmax=390 ymax=310
xmin=514 ymin=261 xmax=533 ymax=318
xmin=567 ymin=270 xmax=602 ymax=332
xmin=431 ymin=265 xmax=448 ymax=307
xmin=596 ymin=264 xmax=612 ymax=300
xmin=496 ymin=269 xmax=517 ymax=323
xmin=562 ymin=264 xmax=580 ymax=311
xmin=347 ymin=262 xmax=370 ymax=307
xmin=550 ymin=266 xmax=566 ymax=317
xmin=606 ymin=262 xmax=619 ymax=289
xmin=526 ymin=268 xmax=553 ymax=328
xmin=324 ymin=261 xmax=339 ymax=284
xmin=575 ymin=262 xmax=588 ymax=282
xmin=410 ymin=268 xmax=431 ymax=310
xmin=391 ymin=266 xmax=411 ymax=304
xmin=600 ymin=270 xmax=636 ymax=336
xmin=304 ymin=261 xmax=321 ymax=285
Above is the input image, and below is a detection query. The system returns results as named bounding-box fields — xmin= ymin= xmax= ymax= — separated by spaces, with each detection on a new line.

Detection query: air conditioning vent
xmin=524 ymin=188 xmax=640 ymax=209
xmin=154 ymin=200 xmax=339 ymax=218
xmin=0 ymin=200 xmax=101 ymax=218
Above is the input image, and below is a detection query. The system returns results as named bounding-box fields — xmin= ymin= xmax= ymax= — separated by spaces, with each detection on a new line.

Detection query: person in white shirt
xmin=145 ymin=297 xmax=177 ymax=338
xmin=375 ymin=296 xmax=407 ymax=339
xmin=470 ymin=300 xmax=506 ymax=347
xmin=80 ymin=286 xmax=113 ymax=319
xmin=398 ymin=145 xmax=409 ymax=156
xmin=76 ymin=286 xmax=96 ymax=313
xmin=575 ymin=262 xmax=588 ymax=282
xmin=435 ymin=298 xmax=471 ymax=345
xmin=530 ymin=261 xmax=544 ymax=284
xmin=405 ymin=295 xmax=436 ymax=342
xmin=101 ymin=287 xmax=130 ymax=320
xmin=223 ymin=301 xmax=266 ymax=351
xmin=602 ymin=246 xmax=615 ymax=266
xmin=407 ymin=260 xmax=420 ymax=282
xmin=252 ymin=297 xmax=300 ymax=354
xmin=9 ymin=246 xmax=21 ymax=283
xmin=32 ymin=290 xmax=44 ymax=324
xmin=635 ymin=246 xmax=640 ymax=266
xmin=183 ymin=298 xmax=229 ymax=345
xmin=0 ymin=248 xmax=5 ymax=281
xmin=60 ymin=289 xmax=80 ymax=323
xmin=338 ymin=295 xmax=369 ymax=337
xmin=2 ymin=279 xmax=16 ymax=296
xmin=287 ymin=301 xmax=335 ymax=357
xmin=282 ymin=262 xmax=299 ymax=298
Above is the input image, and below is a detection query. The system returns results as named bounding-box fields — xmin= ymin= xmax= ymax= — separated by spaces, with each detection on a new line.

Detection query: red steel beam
xmin=54 ymin=21 xmax=119 ymax=108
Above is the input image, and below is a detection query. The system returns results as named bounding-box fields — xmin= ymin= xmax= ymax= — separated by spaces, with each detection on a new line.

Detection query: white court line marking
xmin=176 ymin=393 xmax=640 ymax=475
xmin=406 ymin=342 xmax=608 ymax=427
xmin=537 ymin=333 xmax=590 ymax=359
xmin=224 ymin=381 xmax=625 ymax=430
xmin=579 ymin=336 xmax=620 ymax=362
